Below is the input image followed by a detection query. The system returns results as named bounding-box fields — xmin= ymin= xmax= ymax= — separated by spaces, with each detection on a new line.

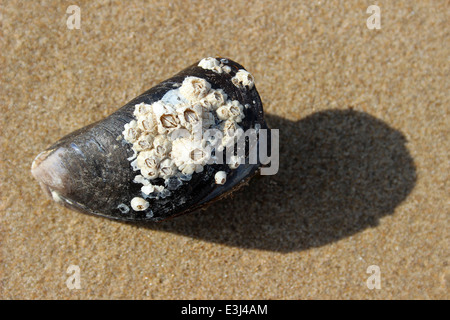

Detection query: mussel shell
xmin=32 ymin=59 xmax=267 ymax=221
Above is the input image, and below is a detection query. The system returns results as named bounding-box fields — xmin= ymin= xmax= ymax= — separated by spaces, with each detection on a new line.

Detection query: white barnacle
xmin=190 ymin=148 xmax=206 ymax=161
xmin=216 ymin=106 xmax=230 ymax=120
xmin=141 ymin=166 xmax=159 ymax=180
xmin=183 ymin=108 xmax=200 ymax=123
xmin=137 ymin=151 xmax=160 ymax=180
xmin=172 ymin=137 xmax=211 ymax=175
xmin=137 ymin=117 xmax=158 ymax=136
xmin=198 ymin=98 xmax=214 ymax=111
xmin=152 ymin=101 xmax=180 ymax=134
xmin=159 ymin=158 xmax=177 ymax=180
xmin=227 ymin=100 xmax=245 ymax=122
xmin=135 ymin=104 xmax=158 ymax=136
xmin=228 ymin=155 xmax=241 ymax=169
xmin=177 ymin=104 xmax=202 ymax=130
xmin=177 ymin=163 xmax=196 ymax=175
xmin=221 ymin=119 xmax=238 ymax=137
xmin=123 ymin=120 xmax=139 ymax=143
xmin=220 ymin=121 xmax=243 ymax=149
xmin=198 ymin=57 xmax=222 ymax=73
xmin=228 ymin=105 xmax=241 ymax=117
xmin=214 ymin=171 xmax=227 ymax=185
xmin=130 ymin=197 xmax=149 ymax=211
xmin=179 ymin=76 xmax=211 ymax=103
xmin=152 ymin=135 xmax=172 ymax=158
xmin=133 ymin=133 xmax=154 ymax=152
xmin=205 ymin=89 xmax=228 ymax=109
xmin=232 ymin=69 xmax=254 ymax=89
xmin=133 ymin=102 xmax=152 ymax=117
xmin=161 ymin=112 xmax=178 ymax=128
xmin=216 ymin=100 xmax=244 ymax=122
xmin=137 ymin=150 xmax=159 ymax=168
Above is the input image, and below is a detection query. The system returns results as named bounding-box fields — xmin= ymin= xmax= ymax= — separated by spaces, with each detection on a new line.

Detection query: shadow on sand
xmin=133 ymin=109 xmax=416 ymax=252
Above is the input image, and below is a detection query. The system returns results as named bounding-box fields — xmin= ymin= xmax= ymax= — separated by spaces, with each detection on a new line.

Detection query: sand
xmin=1 ymin=0 xmax=448 ymax=299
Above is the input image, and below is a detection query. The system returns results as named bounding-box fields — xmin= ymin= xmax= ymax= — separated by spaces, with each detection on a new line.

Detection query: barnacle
xmin=179 ymin=76 xmax=211 ymax=103
xmin=232 ymin=69 xmax=255 ymax=89
xmin=130 ymin=197 xmax=149 ymax=211
xmin=214 ymin=171 xmax=227 ymax=185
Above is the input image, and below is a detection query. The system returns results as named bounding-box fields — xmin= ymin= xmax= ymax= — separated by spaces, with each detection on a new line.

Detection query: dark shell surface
xmin=31 ymin=59 xmax=267 ymax=222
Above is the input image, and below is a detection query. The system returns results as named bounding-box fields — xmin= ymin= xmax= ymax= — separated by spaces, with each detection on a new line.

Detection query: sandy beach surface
xmin=1 ymin=0 xmax=448 ymax=299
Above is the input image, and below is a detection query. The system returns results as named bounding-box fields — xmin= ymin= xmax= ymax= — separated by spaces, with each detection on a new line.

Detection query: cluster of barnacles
xmin=198 ymin=57 xmax=255 ymax=90
xmin=122 ymin=73 xmax=248 ymax=203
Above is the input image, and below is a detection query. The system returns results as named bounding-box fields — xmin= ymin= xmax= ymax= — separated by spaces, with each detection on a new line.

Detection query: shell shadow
xmin=133 ymin=109 xmax=417 ymax=252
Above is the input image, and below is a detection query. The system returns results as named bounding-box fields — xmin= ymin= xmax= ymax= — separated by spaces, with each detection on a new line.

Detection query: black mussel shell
xmin=31 ymin=58 xmax=268 ymax=221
